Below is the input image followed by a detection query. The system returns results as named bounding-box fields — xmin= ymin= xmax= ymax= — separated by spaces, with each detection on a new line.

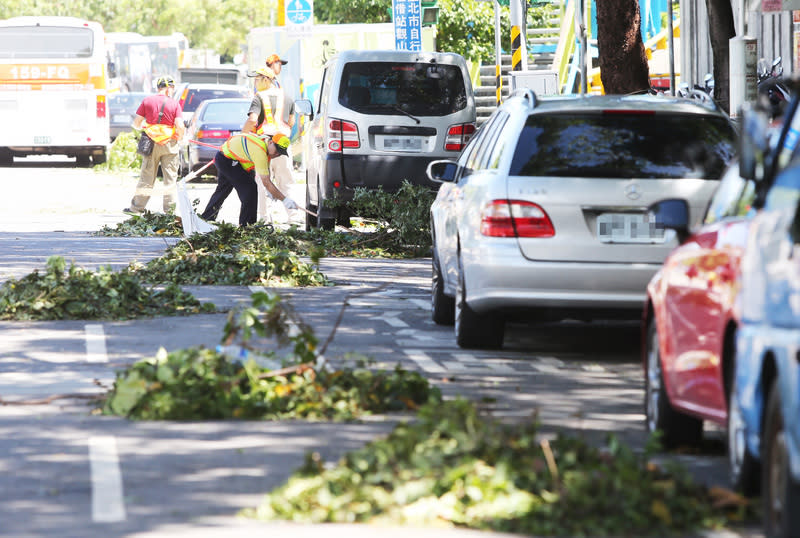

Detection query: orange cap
xmin=266 ymin=53 xmax=288 ymax=66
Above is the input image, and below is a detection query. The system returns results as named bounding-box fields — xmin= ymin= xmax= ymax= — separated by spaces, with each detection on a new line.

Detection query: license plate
xmin=597 ymin=213 xmax=666 ymax=243
xmin=33 ymin=136 xmax=51 ymax=144
xmin=380 ymin=135 xmax=422 ymax=152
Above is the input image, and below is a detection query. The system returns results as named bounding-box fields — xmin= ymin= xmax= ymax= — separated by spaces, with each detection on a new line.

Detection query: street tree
xmin=706 ymin=0 xmax=736 ymax=113
xmin=595 ymin=0 xmax=651 ymax=94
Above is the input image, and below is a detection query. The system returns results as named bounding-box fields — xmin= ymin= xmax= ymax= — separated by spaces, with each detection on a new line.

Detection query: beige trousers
xmin=130 ymin=139 xmax=180 ymax=213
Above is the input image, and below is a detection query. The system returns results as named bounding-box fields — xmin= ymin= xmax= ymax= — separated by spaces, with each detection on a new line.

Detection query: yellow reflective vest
xmin=221 ymin=133 xmax=269 ymax=174
xmin=256 ymin=88 xmax=290 ymax=136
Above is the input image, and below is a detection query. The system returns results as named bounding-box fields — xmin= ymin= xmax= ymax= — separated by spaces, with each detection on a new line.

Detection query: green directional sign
xmin=496 ymin=0 xmax=509 ymax=6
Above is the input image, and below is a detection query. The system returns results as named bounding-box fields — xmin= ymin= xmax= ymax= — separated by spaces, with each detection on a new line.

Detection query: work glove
xmin=282 ymin=197 xmax=298 ymax=210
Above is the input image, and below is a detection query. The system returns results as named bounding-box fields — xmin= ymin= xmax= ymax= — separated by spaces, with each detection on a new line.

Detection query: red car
xmin=642 ymin=164 xmax=759 ymax=488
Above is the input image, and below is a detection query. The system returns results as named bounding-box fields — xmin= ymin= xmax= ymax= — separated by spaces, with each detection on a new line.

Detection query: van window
xmin=338 ymin=61 xmax=467 ymax=116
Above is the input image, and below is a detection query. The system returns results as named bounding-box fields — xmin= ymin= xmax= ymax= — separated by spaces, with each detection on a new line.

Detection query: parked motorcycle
xmin=757 ymin=56 xmax=791 ymax=121
xmin=676 ymin=73 xmax=714 ymax=103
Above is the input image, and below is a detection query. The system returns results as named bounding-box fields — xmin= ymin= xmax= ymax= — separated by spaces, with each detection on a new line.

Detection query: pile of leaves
xmin=245 ymin=399 xmax=744 ymax=537
xmin=94 ymin=181 xmax=435 ymax=258
xmin=102 ymin=291 xmax=441 ymax=420
xmin=102 ymin=348 xmax=439 ymax=421
xmin=0 ymin=256 xmax=215 ymax=321
xmin=96 ymin=210 xmax=184 ymax=237
xmin=132 ymin=223 xmax=328 ymax=287
xmin=93 ymin=131 xmax=142 ymax=172
xmin=333 ymin=180 xmax=436 ymax=256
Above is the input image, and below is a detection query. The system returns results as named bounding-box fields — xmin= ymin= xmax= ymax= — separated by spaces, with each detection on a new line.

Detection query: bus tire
xmin=93 ymin=151 xmax=107 ymax=165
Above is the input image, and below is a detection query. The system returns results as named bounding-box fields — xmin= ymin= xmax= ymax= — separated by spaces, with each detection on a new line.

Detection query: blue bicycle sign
xmin=286 ymin=0 xmax=313 ymax=25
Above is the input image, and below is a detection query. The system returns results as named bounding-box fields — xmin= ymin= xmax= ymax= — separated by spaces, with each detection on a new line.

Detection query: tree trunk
xmin=596 ymin=0 xmax=651 ymax=94
xmin=706 ymin=0 xmax=736 ymax=113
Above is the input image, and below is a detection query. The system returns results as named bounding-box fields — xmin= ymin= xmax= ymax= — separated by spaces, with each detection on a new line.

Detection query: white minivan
xmin=295 ymin=49 xmax=476 ymax=230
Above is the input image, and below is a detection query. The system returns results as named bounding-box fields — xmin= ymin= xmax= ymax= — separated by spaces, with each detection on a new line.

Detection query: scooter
xmin=757 ymin=56 xmax=791 ymax=121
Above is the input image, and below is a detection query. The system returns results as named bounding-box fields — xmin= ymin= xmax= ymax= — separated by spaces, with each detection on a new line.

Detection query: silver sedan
xmin=428 ymin=91 xmax=737 ymax=349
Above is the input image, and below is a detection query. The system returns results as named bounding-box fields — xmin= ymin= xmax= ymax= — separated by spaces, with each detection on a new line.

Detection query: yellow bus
xmin=0 ymin=16 xmax=110 ymax=165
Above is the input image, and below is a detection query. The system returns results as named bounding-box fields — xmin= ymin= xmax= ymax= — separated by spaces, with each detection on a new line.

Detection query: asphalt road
xmin=0 ymin=159 xmax=763 ymax=537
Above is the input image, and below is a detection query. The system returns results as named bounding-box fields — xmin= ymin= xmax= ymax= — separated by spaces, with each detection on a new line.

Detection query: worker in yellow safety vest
xmin=199 ymin=132 xmax=297 ymax=226
xmin=124 ymin=75 xmax=185 ymax=215
xmin=243 ymin=66 xmax=296 ymax=222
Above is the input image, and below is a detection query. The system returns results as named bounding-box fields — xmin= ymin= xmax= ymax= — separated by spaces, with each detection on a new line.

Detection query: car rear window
xmin=337 ymin=61 xmax=467 ymax=116
xmin=509 ymin=113 xmax=736 ymax=179
xmin=109 ymin=93 xmax=149 ymax=114
xmin=200 ymin=101 xmax=251 ymax=123
xmin=183 ymin=89 xmax=249 ymax=112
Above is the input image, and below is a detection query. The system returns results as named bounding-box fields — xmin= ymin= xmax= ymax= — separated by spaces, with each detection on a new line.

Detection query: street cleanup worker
xmin=200 ymin=132 xmax=298 ymax=226
xmin=243 ymin=65 xmax=296 ymax=222
xmin=124 ymin=75 xmax=184 ymax=214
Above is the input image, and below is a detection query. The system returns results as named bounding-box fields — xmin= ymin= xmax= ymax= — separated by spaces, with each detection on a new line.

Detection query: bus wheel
xmin=76 ymin=154 xmax=91 ymax=167
xmin=92 ymin=152 xmax=106 ymax=165
xmin=0 ymin=149 xmax=12 ymax=166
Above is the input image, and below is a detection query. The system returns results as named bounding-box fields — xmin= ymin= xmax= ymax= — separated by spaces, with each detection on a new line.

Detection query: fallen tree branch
xmin=0 ymin=393 xmax=103 ymax=406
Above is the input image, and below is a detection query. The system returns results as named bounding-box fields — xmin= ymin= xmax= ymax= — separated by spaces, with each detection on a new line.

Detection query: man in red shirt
xmin=124 ymin=76 xmax=185 ymax=214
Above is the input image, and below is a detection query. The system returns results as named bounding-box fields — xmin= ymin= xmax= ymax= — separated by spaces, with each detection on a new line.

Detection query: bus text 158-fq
xmin=0 ymin=16 xmax=110 ymax=166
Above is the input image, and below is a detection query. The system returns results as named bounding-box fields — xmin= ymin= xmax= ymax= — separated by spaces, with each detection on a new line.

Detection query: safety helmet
xmin=156 ymin=76 xmax=175 ymax=89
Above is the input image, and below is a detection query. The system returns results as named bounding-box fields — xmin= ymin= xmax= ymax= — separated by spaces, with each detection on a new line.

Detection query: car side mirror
xmin=738 ymin=102 xmax=769 ymax=181
xmin=427 ymin=159 xmax=459 ymax=183
xmin=294 ymin=99 xmax=314 ymax=120
xmin=184 ymin=119 xmax=191 ymax=128
xmin=648 ymin=198 xmax=690 ymax=244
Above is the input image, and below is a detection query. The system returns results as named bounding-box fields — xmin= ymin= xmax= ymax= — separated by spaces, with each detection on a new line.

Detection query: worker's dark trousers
xmin=200 ymin=152 xmax=257 ymax=226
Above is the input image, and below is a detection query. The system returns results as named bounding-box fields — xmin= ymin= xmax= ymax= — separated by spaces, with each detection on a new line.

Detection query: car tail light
xmin=480 ymin=200 xmax=555 ymax=238
xmin=444 ymin=123 xmax=476 ymax=151
xmin=96 ymin=95 xmax=106 ymax=118
xmin=197 ymin=129 xmax=230 ymax=139
xmin=327 ymin=118 xmax=359 ymax=152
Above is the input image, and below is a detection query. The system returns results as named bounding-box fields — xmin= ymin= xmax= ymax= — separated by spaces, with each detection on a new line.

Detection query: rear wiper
xmin=362 ymin=103 xmax=420 ymax=124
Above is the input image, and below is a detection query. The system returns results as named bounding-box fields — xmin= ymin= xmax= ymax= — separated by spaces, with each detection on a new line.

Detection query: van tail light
xmin=480 ymin=200 xmax=555 ymax=238
xmin=197 ymin=129 xmax=230 ymax=140
xmin=327 ymin=118 xmax=359 ymax=152
xmin=179 ymin=88 xmax=189 ymax=108
xmin=444 ymin=122 xmax=476 ymax=151
xmin=96 ymin=95 xmax=106 ymax=118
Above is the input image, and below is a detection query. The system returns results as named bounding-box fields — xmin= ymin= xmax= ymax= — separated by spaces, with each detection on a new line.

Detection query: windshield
xmin=338 ymin=61 xmax=467 ymax=116
xmin=509 ymin=113 xmax=736 ymax=179
xmin=0 ymin=26 xmax=94 ymax=59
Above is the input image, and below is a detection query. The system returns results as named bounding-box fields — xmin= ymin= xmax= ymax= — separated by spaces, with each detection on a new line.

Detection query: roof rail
xmin=510 ymin=88 xmax=538 ymax=108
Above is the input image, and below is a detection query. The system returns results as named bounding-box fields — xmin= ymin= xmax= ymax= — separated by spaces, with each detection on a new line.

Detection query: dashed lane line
xmin=376 ymin=311 xmax=408 ymax=328
xmin=89 ymin=436 xmax=126 ymax=523
xmin=84 ymin=324 xmax=107 ymax=363
xmin=403 ymin=349 xmax=447 ymax=373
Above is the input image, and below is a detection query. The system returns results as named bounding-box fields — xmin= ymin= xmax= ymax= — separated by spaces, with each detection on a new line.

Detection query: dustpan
xmin=175 ymin=161 xmax=217 ymax=236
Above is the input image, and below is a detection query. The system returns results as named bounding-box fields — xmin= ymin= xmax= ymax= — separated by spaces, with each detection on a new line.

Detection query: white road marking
xmin=84 ymin=324 xmax=108 ymax=363
xmin=89 ymin=436 xmax=126 ymax=523
xmin=404 ymin=349 xmax=446 ymax=373
xmin=248 ymin=285 xmax=266 ymax=293
xmin=447 ymin=353 xmax=516 ymax=373
xmin=395 ymin=328 xmax=437 ymax=341
xmin=409 ymin=298 xmax=430 ymax=310
xmin=376 ymin=311 xmax=408 ymax=327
